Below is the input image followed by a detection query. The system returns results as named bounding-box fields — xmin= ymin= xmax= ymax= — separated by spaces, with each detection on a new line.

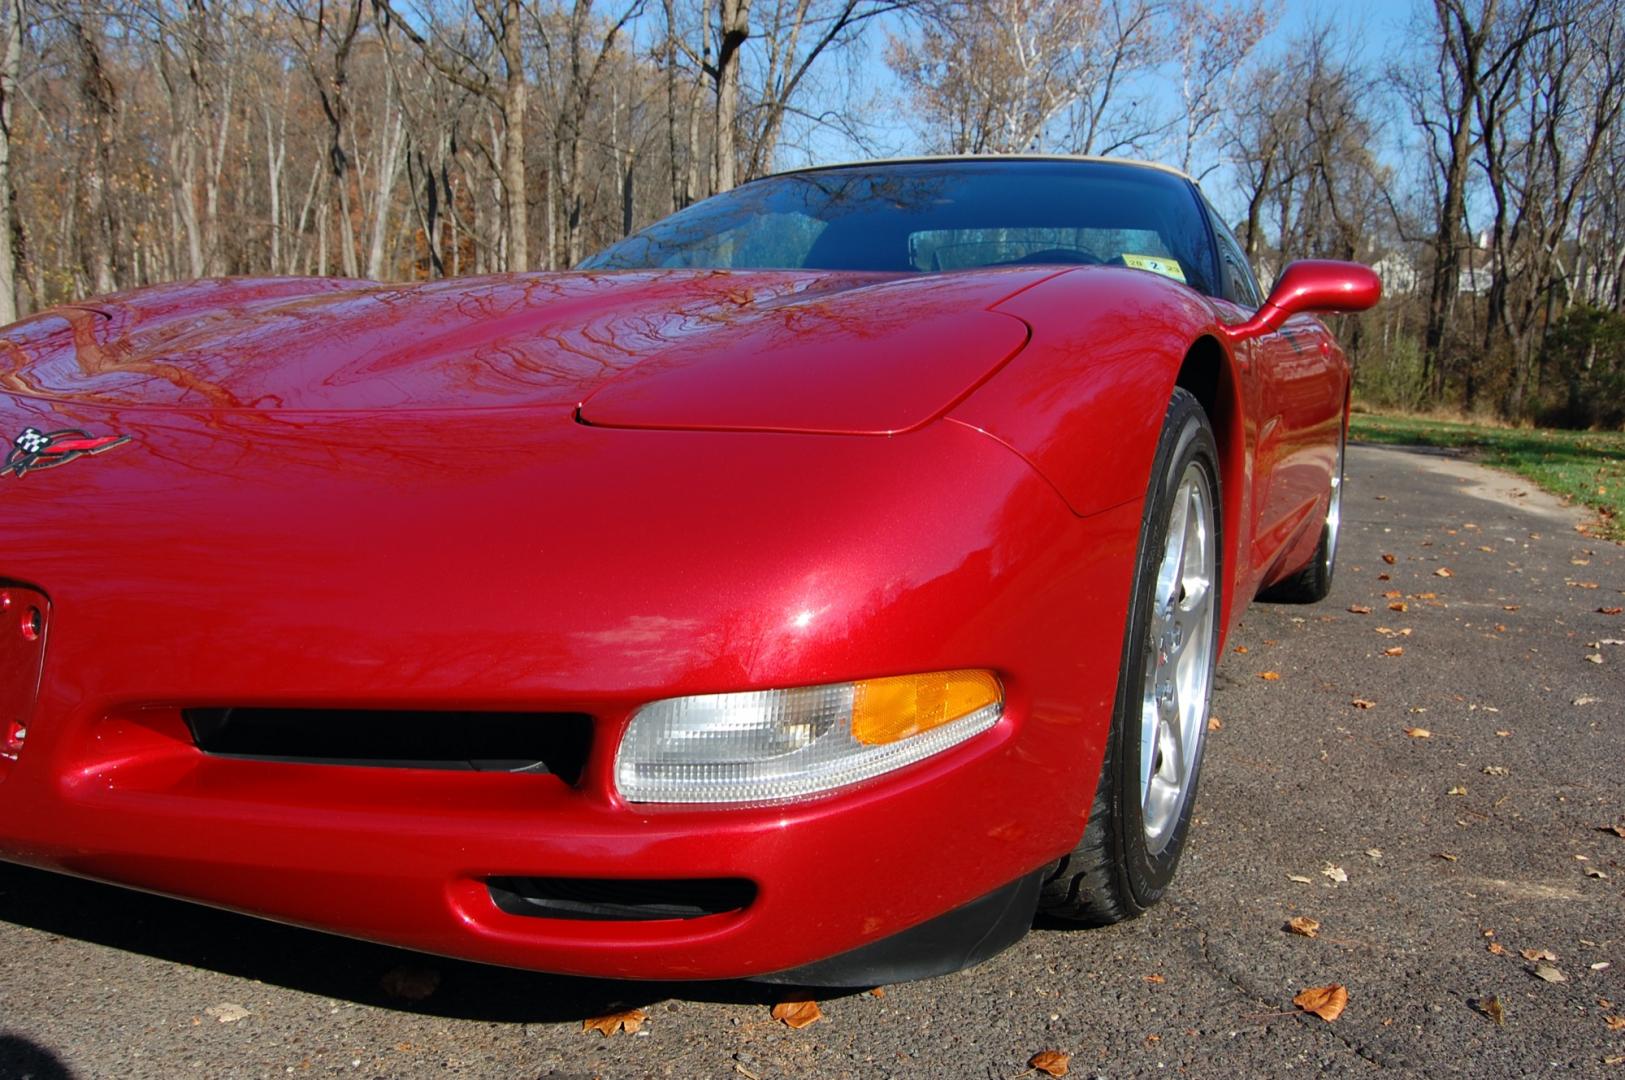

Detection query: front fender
xmin=948 ymin=266 xmax=1244 ymax=519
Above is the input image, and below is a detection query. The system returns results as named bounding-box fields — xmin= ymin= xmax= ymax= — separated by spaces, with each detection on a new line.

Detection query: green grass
xmin=1349 ymin=412 xmax=1625 ymax=541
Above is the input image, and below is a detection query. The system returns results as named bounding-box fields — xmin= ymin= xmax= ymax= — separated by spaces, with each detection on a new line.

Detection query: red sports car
xmin=0 ymin=156 xmax=1378 ymax=985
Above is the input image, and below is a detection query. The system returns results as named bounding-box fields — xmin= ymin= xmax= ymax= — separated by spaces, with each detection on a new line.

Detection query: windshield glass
xmin=580 ymin=160 xmax=1218 ymax=295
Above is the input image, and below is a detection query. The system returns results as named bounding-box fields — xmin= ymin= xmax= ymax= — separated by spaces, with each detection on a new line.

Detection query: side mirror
xmin=1217 ymin=259 xmax=1382 ymax=343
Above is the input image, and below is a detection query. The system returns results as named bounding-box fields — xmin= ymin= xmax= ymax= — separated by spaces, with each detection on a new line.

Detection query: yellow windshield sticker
xmin=1122 ymin=253 xmax=1187 ymax=283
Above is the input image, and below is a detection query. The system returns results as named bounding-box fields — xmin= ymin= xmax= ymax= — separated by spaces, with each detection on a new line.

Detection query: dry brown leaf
xmin=1606 ymin=1016 xmax=1625 ymax=1032
xmin=1352 ymin=698 xmax=1377 ymax=709
xmin=1585 ymin=866 xmax=1609 ymax=879
xmin=1521 ymin=948 xmax=1558 ymax=962
xmin=771 ymin=996 xmax=823 ymax=1030
xmin=1385 ymin=646 xmax=1406 ymax=657
xmin=1571 ymin=581 xmax=1601 ymax=589
xmin=1437 ymin=852 xmax=1459 ymax=861
xmin=1287 ymin=916 xmax=1321 ymax=938
xmin=1587 ymin=653 xmax=1605 ymax=664
xmin=1028 ymin=1050 xmax=1071 ymax=1078
xmin=1533 ymin=963 xmax=1567 ymax=984
xmin=1321 ymin=863 xmax=1348 ymax=883
xmin=1234 ymin=644 xmax=1249 ymax=654
xmin=869 ymin=987 xmax=885 ymax=998
xmin=1417 ymin=591 xmax=1439 ymax=599
xmin=1348 ymin=604 xmax=1373 ymax=614
xmin=1504 ymin=604 xmax=1520 ymax=611
xmin=1382 ymin=553 xmax=1397 ymax=564
xmin=1389 ymin=601 xmax=1409 ymax=612
xmin=1287 ymin=873 xmax=1314 ymax=884
xmin=582 ymin=1009 xmax=647 ymax=1037
xmin=1208 ymin=715 xmax=1223 ymax=731
xmin=1145 ymin=973 xmax=1166 ymax=984
xmin=1384 ymin=589 xmax=1403 ymax=598
xmin=1292 ymin=984 xmax=1348 ymax=1021
xmin=1448 ymin=785 xmax=1468 ymax=796
xmin=1598 ymin=825 xmax=1625 ymax=838
xmin=1435 ymin=568 xmax=1453 ymax=577
xmin=1601 ymin=607 xmax=1624 ymax=616
xmin=1484 ymin=765 xmax=1510 ymax=776
xmin=1488 ymin=942 xmax=1509 ymax=956
xmin=1478 ymin=995 xmax=1506 ymax=1026
xmin=1404 ymin=726 xmax=1431 ymax=738
xmin=1259 ymin=671 xmax=1281 ymax=681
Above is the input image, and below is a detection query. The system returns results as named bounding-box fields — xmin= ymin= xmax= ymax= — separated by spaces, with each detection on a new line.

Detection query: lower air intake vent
xmin=183 ymin=708 xmax=592 ymax=783
xmin=488 ymin=877 xmax=756 ymax=921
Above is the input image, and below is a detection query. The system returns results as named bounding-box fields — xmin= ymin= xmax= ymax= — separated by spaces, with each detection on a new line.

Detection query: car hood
xmin=0 ymin=269 xmax=1042 ymax=435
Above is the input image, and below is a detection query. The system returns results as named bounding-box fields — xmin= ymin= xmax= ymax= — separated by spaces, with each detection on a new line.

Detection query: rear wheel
xmin=1041 ymin=388 xmax=1221 ymax=924
xmin=1260 ymin=427 xmax=1345 ymax=604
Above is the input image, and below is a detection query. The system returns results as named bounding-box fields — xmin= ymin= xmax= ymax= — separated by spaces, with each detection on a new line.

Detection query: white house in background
xmin=1373 ymin=252 xmax=1418 ymax=295
xmin=1457 ymin=266 xmax=1492 ymax=295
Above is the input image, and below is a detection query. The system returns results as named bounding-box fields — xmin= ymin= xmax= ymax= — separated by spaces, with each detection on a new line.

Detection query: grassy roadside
xmin=1349 ymin=411 xmax=1625 ymax=541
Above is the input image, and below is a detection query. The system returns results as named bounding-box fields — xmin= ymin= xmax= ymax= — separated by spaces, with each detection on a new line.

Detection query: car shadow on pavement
xmin=0 ymin=1033 xmax=76 ymax=1080
xmin=0 ymin=862 xmax=842 ymax=1025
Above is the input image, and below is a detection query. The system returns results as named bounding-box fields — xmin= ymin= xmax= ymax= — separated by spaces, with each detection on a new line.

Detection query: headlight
xmin=615 ymin=670 xmax=1003 ymax=803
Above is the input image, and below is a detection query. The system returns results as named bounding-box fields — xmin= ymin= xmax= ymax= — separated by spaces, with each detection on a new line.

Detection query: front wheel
xmin=1040 ymin=388 xmax=1222 ymax=924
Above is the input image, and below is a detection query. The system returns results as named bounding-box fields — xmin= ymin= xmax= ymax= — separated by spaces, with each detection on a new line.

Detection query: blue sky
xmin=774 ymin=0 xmax=1420 ymax=217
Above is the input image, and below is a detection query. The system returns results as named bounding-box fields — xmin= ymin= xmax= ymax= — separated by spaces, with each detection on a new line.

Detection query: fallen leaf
xmin=1571 ymin=581 xmax=1601 ymax=589
xmin=1384 ymin=589 xmax=1403 ymax=598
xmin=1599 ymin=607 xmax=1623 ymax=616
xmin=1352 ymin=698 xmax=1376 ymax=709
xmin=1575 ymin=696 xmax=1601 ymax=706
xmin=1585 ymin=866 xmax=1609 ymax=879
xmin=1382 ymin=553 xmax=1397 ymax=564
xmin=1028 ymin=1050 xmax=1071 ymax=1078
xmin=1595 ymin=963 xmax=1613 ymax=971
xmin=1598 ymin=825 xmax=1625 ymax=838
xmin=1448 ymin=785 xmax=1468 ymax=796
xmin=1437 ymin=852 xmax=1459 ymax=861
xmin=869 ymin=986 xmax=886 ymax=998
xmin=1496 ymin=730 xmax=1511 ymax=737
xmin=582 ymin=1009 xmax=647 ymax=1037
xmin=1504 ymin=604 xmax=1520 ymax=611
xmin=1435 ymin=568 xmax=1453 ymax=577
xmin=1287 ymin=874 xmax=1314 ymax=884
xmin=1488 ymin=942 xmax=1509 ymax=956
xmin=1144 ymin=973 xmax=1166 ymax=984
xmin=1286 ymin=916 xmax=1321 ymax=938
xmin=1477 ymin=995 xmax=1506 ymax=1026
xmin=1322 ymin=863 xmax=1348 ymax=884
xmin=204 ymin=1003 xmax=250 ymax=1024
xmin=1347 ymin=604 xmax=1372 ymax=614
xmin=1607 ymin=1017 xmax=1625 ymax=1032
xmin=1385 ymin=646 xmax=1406 ymax=657
xmin=1259 ymin=671 xmax=1281 ymax=681
xmin=1483 ymin=765 xmax=1510 ymax=777
xmin=379 ymin=966 xmax=440 ymax=1003
xmin=771 ymin=996 xmax=823 ymax=1030
xmin=1532 ymin=963 xmax=1567 ymax=984
xmin=1587 ymin=654 xmax=1605 ymax=664
xmin=1234 ymin=645 xmax=1249 ymax=654
xmin=1366 ymin=848 xmax=1383 ymax=858
xmin=1292 ymin=984 xmax=1348 ymax=1021
xmin=1208 ymin=715 xmax=1223 ymax=731
xmin=1389 ymin=601 xmax=1409 ymax=612
xmin=1404 ymin=726 xmax=1431 ymax=738
xmin=1521 ymin=949 xmax=1558 ymax=962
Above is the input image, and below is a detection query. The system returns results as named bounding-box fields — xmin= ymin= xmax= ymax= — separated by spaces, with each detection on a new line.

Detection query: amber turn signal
xmin=851 ymin=670 xmax=1003 ymax=746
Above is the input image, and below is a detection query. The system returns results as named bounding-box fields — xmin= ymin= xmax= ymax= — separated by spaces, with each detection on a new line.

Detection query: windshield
xmin=580 ymin=160 xmax=1219 ymax=296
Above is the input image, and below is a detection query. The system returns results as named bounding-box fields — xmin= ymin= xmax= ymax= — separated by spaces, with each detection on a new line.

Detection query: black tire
xmin=1041 ymin=388 xmax=1223 ymax=924
xmin=1259 ymin=426 xmax=1345 ymax=605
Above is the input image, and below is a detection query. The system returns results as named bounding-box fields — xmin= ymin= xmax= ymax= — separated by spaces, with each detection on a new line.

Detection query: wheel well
xmin=1175 ymin=336 xmax=1243 ymax=617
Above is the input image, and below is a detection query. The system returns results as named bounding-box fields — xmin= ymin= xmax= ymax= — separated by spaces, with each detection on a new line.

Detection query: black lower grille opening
xmin=183 ymin=708 xmax=592 ymax=783
xmin=488 ymin=877 xmax=756 ymax=921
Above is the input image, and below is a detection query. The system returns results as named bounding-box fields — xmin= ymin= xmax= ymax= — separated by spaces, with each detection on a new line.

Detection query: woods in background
xmin=0 ymin=0 xmax=1620 ymax=425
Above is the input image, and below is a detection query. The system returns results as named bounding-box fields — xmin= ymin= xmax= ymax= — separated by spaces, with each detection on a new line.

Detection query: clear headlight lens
xmin=615 ymin=670 xmax=1003 ymax=803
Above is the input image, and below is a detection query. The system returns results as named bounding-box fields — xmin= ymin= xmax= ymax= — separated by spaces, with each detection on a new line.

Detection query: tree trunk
xmin=501 ymin=0 xmax=527 ymax=269
xmin=0 ymin=0 xmax=22 ymax=323
xmin=714 ymin=0 xmax=751 ymax=192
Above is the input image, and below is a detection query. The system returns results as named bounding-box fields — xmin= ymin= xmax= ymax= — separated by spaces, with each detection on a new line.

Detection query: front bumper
xmin=0 ymin=410 xmax=1142 ymax=981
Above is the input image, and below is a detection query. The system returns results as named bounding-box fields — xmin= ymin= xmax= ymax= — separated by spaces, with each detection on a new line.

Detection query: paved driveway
xmin=2 ymin=443 xmax=1621 ymax=1079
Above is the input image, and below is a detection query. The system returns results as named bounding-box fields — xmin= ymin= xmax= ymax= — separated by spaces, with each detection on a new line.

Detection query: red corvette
xmin=0 ymin=157 xmax=1378 ymax=985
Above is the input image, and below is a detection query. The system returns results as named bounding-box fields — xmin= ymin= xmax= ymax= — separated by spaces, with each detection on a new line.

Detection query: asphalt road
xmin=2 ymin=442 xmax=1622 ymax=1079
